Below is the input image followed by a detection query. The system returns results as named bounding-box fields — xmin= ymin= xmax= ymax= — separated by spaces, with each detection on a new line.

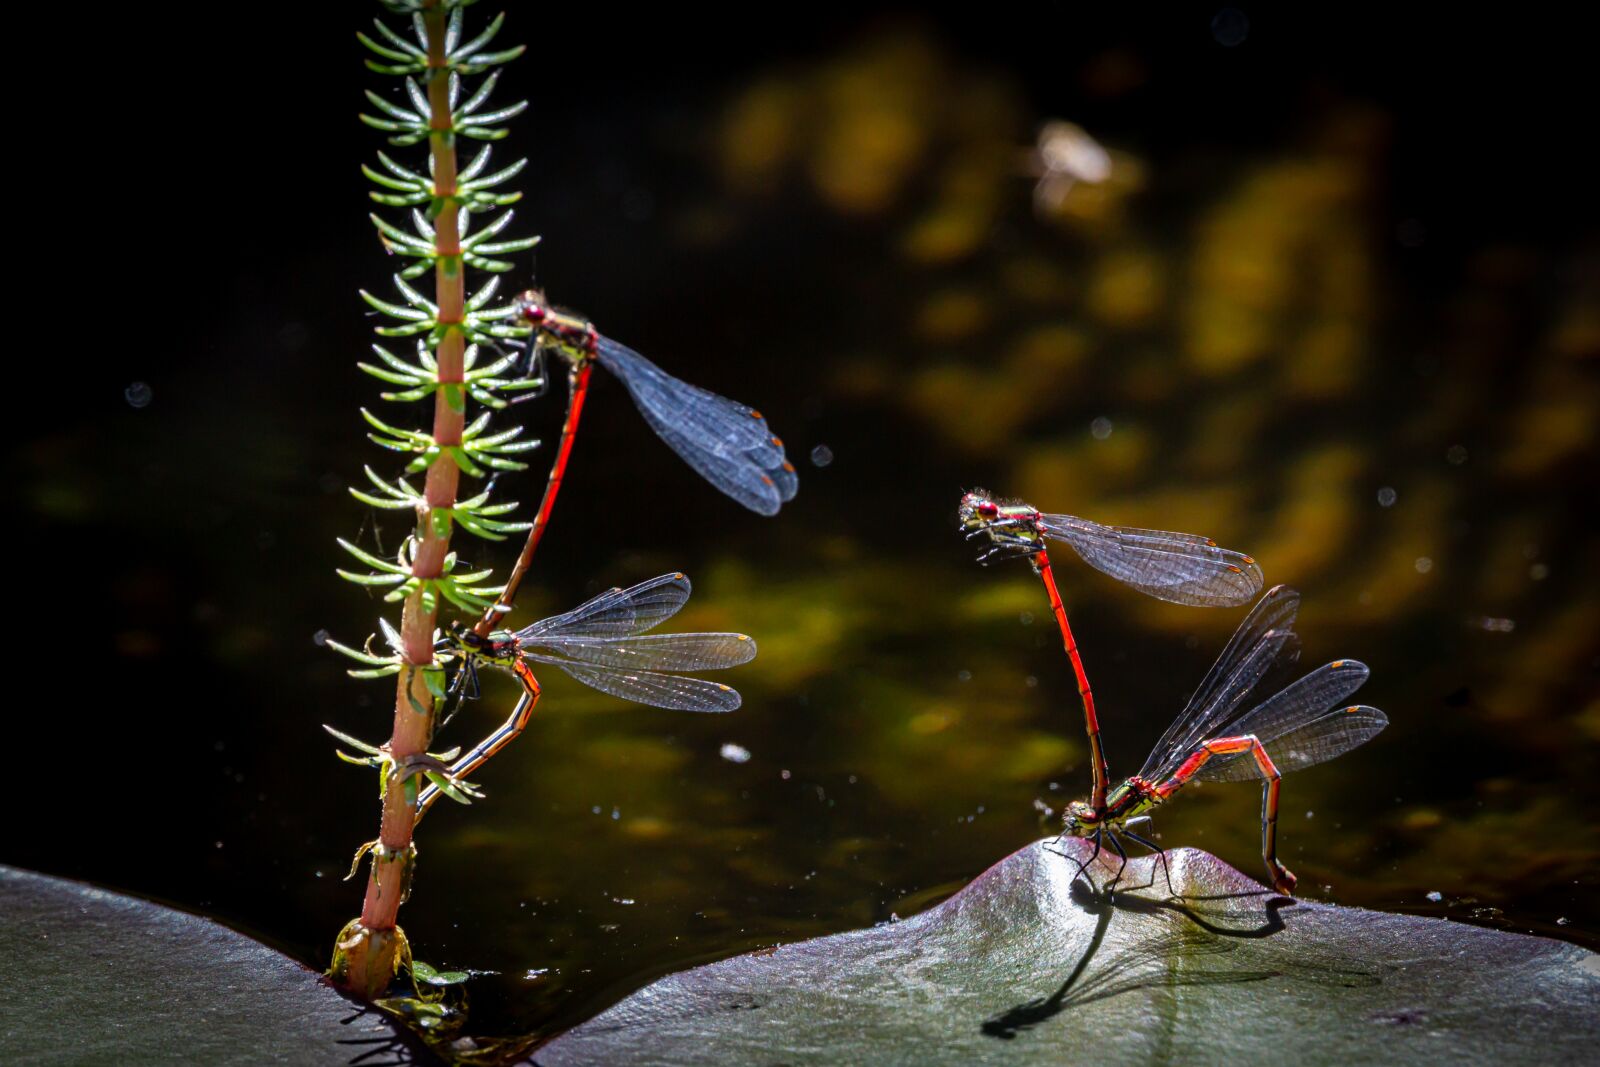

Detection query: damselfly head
xmin=1062 ymin=800 xmax=1101 ymax=837
xmin=514 ymin=289 xmax=549 ymax=325
xmin=958 ymin=490 xmax=1000 ymax=530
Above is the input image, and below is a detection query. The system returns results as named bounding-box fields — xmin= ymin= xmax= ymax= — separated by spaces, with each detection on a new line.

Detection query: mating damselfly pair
xmin=345 ymin=290 xmax=798 ymax=818
xmin=960 ymin=491 xmax=1386 ymax=896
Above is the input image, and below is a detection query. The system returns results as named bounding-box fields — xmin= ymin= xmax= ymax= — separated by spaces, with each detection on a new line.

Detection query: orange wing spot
xmin=1344 ymin=705 xmax=1360 ymax=713
xmin=737 ymin=634 xmax=751 ymax=642
xmin=770 ymin=435 xmax=783 ymax=447
xmin=749 ymin=409 xmax=763 ymax=419
xmin=781 ymin=462 xmax=796 ymax=473
xmin=1226 ymin=564 xmax=1243 ymax=574
xmin=1240 ymin=554 xmax=1256 ymax=564
xmin=1205 ymin=538 xmax=1218 ymax=547
xmin=717 ymin=684 xmax=732 ymax=691
xmin=760 ymin=475 xmax=775 ymax=486
xmin=1331 ymin=659 xmax=1345 ymax=668
xmin=673 ymin=571 xmax=685 ymax=579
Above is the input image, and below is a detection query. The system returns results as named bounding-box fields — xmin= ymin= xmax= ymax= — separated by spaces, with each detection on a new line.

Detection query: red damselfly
xmin=417 ymin=572 xmax=755 ymax=819
xmin=512 ymin=289 xmax=798 ymax=515
xmin=958 ymin=490 xmax=1262 ymax=606
xmin=959 ymin=489 xmax=1265 ymax=810
xmin=480 ymin=291 xmax=798 ymax=629
xmin=1051 ymin=585 xmax=1386 ymax=897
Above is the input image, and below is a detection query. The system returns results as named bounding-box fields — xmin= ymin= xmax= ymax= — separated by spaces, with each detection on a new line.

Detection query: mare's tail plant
xmin=324 ymin=0 xmax=537 ymax=999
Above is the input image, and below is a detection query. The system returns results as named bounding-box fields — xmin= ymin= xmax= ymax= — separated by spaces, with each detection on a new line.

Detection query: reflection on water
xmin=14 ymin=17 xmax=1597 ymax=1053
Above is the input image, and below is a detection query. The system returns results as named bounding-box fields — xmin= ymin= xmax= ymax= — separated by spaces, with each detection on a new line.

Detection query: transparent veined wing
xmin=518 ymin=573 xmax=692 ymax=640
xmin=1139 ymin=585 xmax=1302 ymax=779
xmin=1193 ymin=659 xmax=1381 ymax=781
xmin=549 ymin=662 xmax=744 ymax=712
xmin=1037 ymin=513 xmax=1264 ymax=606
xmin=1198 ymin=707 xmax=1388 ymax=782
xmin=646 ymin=412 xmax=798 ymax=516
xmin=597 ymin=337 xmax=798 ymax=516
xmin=523 ymin=632 xmax=757 ymax=672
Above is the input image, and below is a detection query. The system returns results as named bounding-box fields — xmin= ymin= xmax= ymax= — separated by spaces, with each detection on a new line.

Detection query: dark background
xmin=14 ymin=3 xmax=1597 ymax=1043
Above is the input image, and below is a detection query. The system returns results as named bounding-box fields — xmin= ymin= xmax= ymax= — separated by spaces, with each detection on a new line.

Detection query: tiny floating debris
xmin=1029 ymin=121 xmax=1112 ymax=214
xmin=720 ymin=742 xmax=752 ymax=764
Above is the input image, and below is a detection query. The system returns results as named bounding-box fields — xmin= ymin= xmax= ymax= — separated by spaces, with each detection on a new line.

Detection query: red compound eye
xmin=978 ymin=501 xmax=999 ymax=518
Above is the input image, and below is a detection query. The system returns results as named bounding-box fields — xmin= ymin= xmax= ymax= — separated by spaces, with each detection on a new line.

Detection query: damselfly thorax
xmin=957 ymin=494 xmax=1045 ymax=553
xmin=441 ymin=622 xmax=521 ymax=667
xmin=515 ymin=289 xmax=598 ymax=363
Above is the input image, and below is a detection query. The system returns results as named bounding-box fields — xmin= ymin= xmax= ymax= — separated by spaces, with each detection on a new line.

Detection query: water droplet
xmin=1530 ymin=563 xmax=1550 ymax=581
xmin=312 ymin=629 xmax=329 ymax=647
xmin=1377 ymin=486 xmax=1398 ymax=507
xmin=809 ymin=444 xmax=833 ymax=468
xmin=957 ymin=669 xmax=972 ymax=682
xmin=1089 ymin=416 xmax=1113 ymax=440
xmin=125 ymin=381 xmax=153 ymax=408
xmin=1414 ymin=557 xmax=1433 ymax=574
xmin=1211 ymin=7 xmax=1249 ymax=47
xmin=1445 ymin=444 xmax=1468 ymax=465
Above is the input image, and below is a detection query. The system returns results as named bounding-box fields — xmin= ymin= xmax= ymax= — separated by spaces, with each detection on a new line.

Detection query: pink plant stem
xmin=340 ymin=1 xmax=461 ymax=996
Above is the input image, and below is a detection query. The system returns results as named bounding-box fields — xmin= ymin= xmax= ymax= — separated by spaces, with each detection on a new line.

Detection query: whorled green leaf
xmin=337 ymin=536 xmax=410 ymax=575
xmin=324 ymin=725 xmax=384 ymax=757
xmin=410 ymin=961 xmax=472 ymax=987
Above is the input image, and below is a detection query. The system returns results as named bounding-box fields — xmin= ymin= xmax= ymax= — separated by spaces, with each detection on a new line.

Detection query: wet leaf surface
xmin=0 ymin=866 xmax=427 ymax=1066
xmin=534 ymin=839 xmax=1600 ymax=1066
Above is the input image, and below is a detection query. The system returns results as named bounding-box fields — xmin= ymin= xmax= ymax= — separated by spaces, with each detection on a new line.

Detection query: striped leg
xmin=1157 ymin=735 xmax=1295 ymax=896
xmin=414 ymin=660 xmax=542 ymax=824
xmin=1120 ymin=827 xmax=1175 ymax=897
xmin=1051 ymin=828 xmax=1103 ymax=891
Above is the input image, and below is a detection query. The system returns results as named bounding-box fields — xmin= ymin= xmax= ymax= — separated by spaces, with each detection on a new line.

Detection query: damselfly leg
xmin=505 ymin=335 xmax=551 ymax=405
xmin=1118 ymin=825 xmax=1176 ymax=897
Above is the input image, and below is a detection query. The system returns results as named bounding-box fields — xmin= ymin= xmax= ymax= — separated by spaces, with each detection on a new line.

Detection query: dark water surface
xmin=15 ymin=6 xmax=1596 ymax=1049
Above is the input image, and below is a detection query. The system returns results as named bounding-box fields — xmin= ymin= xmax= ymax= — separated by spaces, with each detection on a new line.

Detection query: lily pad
xmin=0 ymin=865 xmax=423 ymax=1066
xmin=534 ymin=840 xmax=1599 ymax=1065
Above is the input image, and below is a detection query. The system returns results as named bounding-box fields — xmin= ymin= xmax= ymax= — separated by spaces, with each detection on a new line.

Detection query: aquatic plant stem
xmin=340 ymin=2 xmax=462 ymax=998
